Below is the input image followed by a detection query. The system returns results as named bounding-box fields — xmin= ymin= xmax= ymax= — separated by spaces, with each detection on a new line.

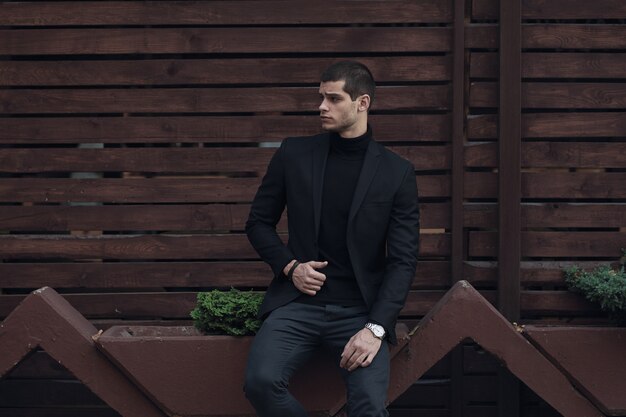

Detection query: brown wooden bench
xmin=3 ymin=283 xmax=621 ymax=417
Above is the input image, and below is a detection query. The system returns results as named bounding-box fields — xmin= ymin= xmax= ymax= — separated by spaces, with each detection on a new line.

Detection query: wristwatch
xmin=365 ymin=322 xmax=386 ymax=340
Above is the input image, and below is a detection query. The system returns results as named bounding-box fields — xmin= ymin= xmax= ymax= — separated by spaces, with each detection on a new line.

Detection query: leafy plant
xmin=190 ymin=288 xmax=263 ymax=336
xmin=564 ymin=250 xmax=626 ymax=325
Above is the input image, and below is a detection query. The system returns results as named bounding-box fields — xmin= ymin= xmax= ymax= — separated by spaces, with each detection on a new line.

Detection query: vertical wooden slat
xmin=498 ymin=0 xmax=521 ymax=334
xmin=450 ymin=0 xmax=466 ymax=415
xmin=452 ymin=0 xmax=466 ymax=283
xmin=498 ymin=0 xmax=522 ymax=415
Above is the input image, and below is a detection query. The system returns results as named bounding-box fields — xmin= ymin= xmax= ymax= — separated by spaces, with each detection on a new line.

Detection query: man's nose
xmin=319 ymin=100 xmax=328 ymax=112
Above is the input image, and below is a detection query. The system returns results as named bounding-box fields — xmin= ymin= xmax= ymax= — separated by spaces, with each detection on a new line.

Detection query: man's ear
xmin=357 ymin=94 xmax=371 ymax=112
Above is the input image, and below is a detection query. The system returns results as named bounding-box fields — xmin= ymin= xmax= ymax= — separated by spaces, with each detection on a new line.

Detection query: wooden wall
xmin=0 ymin=1 xmax=624 ymax=416
xmin=467 ymin=0 xmax=626 ymax=325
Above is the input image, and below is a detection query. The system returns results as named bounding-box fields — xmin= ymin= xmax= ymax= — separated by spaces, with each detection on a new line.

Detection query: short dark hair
xmin=320 ymin=60 xmax=376 ymax=106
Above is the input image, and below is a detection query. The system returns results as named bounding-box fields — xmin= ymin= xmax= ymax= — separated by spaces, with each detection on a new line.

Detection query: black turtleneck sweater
xmin=298 ymin=127 xmax=371 ymax=307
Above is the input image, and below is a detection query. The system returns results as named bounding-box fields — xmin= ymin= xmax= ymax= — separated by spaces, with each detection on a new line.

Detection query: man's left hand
xmin=340 ymin=328 xmax=382 ymax=372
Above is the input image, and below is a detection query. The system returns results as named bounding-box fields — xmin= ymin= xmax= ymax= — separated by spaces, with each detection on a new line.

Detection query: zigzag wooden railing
xmin=3 ymin=282 xmax=622 ymax=417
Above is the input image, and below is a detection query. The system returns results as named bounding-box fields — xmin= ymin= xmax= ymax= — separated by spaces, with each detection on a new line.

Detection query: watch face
xmin=367 ymin=323 xmax=384 ymax=338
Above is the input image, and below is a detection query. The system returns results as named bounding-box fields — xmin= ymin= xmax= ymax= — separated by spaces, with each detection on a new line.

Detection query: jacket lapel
xmin=348 ymin=140 xmax=381 ymax=224
xmin=312 ymin=134 xmax=330 ymax=240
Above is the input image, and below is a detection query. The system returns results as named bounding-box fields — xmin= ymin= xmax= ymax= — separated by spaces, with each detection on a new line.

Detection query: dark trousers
xmin=244 ymin=302 xmax=390 ymax=417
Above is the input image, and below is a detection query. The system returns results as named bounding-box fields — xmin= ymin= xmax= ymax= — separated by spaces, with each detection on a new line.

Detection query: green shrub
xmin=190 ymin=289 xmax=263 ymax=336
xmin=564 ymin=252 xmax=626 ymax=325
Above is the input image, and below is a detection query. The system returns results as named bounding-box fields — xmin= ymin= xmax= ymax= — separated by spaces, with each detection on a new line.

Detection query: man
xmin=244 ymin=61 xmax=420 ymax=416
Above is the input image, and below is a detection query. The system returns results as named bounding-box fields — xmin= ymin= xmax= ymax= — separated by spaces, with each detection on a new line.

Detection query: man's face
xmin=318 ymin=80 xmax=361 ymax=136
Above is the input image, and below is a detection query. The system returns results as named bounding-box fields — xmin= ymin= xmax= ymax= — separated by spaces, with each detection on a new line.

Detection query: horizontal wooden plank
xmin=0 ymin=1 xmax=452 ymax=26
xmin=473 ymin=0 xmax=626 ymax=20
xmin=409 ymin=260 xmax=452 ymax=288
xmin=522 ymin=172 xmax=626 ymax=199
xmin=0 ymin=145 xmax=451 ymax=173
xmin=464 ymin=260 xmax=624 ymax=286
xmin=0 ymin=260 xmax=450 ymax=290
xmin=464 ymin=142 xmax=495 ymax=166
xmin=0 ymin=178 xmax=261 ymax=203
xmin=521 ymin=261 xmax=623 ymax=286
xmin=0 ymin=288 xmax=600 ymax=320
xmin=466 ymin=25 xmax=626 ymax=49
xmin=0 ymin=114 xmax=451 ymax=144
xmin=0 ymin=292 xmax=157 ymax=320
xmin=0 ymin=291 xmax=197 ymax=320
xmin=462 ymin=173 xmax=491 ymax=200
xmin=520 ymin=291 xmax=600 ymax=315
xmin=464 ymin=203 xmax=626 ymax=228
xmin=0 ymin=234 xmax=259 ymax=260
xmin=527 ymin=172 xmax=622 ymax=200
xmin=0 ymin=202 xmax=449 ymax=231
xmin=526 ymin=25 xmax=626 ymax=49
xmin=465 ymin=142 xmax=626 ymax=168
xmin=470 ymin=82 xmax=626 ymax=109
xmin=0 ymin=27 xmax=451 ymax=55
xmin=470 ymin=52 xmax=626 ymax=79
xmin=0 ymin=148 xmax=275 ymax=174
xmin=0 ymin=56 xmax=451 ymax=86
xmin=462 ymin=261 xmax=498 ymax=285
xmin=0 ymin=261 xmax=273 ymax=289
xmin=0 ymin=289 xmax=450 ymax=319
xmin=522 ymin=113 xmax=626 ymax=139
xmin=0 ymin=233 xmax=447 ymax=260
xmin=523 ymin=143 xmax=626 ymax=168
xmin=0 ymin=204 xmax=254 ymax=232
xmin=468 ymin=113 xmax=626 ymax=139
xmin=469 ymin=231 xmax=626 ymax=257
xmin=525 ymin=83 xmax=626 ymax=109
xmin=0 ymin=85 xmax=449 ymax=114
xmin=465 ymin=172 xmax=626 ymax=199
xmin=465 ymin=25 xmax=497 ymax=49
xmin=418 ymin=203 xmax=451 ymax=229
xmin=0 ymin=176 xmax=449 ymax=203
xmin=0 ymin=204 xmax=256 ymax=232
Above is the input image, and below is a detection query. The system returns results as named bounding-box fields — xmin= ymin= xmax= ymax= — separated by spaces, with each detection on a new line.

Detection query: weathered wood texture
xmin=465 ymin=0 xmax=626 ymax=337
xmin=1 ymin=57 xmax=451 ymax=86
xmin=0 ymin=1 xmax=452 ymax=25
xmin=0 ymin=27 xmax=452 ymax=55
xmin=0 ymin=0 xmax=624 ymax=416
xmin=0 ymin=2 xmax=455 ymax=415
xmin=0 ymin=115 xmax=450 ymax=144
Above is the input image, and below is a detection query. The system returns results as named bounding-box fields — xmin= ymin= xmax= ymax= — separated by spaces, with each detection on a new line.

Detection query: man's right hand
xmin=284 ymin=260 xmax=328 ymax=296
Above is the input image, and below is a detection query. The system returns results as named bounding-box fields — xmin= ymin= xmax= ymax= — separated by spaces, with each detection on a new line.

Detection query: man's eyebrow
xmin=319 ymin=92 xmax=343 ymax=97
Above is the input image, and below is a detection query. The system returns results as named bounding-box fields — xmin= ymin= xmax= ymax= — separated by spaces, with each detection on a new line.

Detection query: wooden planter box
xmin=95 ymin=325 xmax=347 ymax=417
xmin=524 ymin=326 xmax=626 ymax=416
xmin=4 ymin=284 xmax=623 ymax=417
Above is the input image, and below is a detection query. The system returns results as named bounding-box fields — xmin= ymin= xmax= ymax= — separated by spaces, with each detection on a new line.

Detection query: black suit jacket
xmin=246 ymin=132 xmax=420 ymax=343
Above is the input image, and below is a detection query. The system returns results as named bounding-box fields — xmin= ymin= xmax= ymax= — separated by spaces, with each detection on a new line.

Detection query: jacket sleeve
xmin=367 ymin=164 xmax=420 ymax=342
xmin=245 ymin=141 xmax=295 ymax=278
